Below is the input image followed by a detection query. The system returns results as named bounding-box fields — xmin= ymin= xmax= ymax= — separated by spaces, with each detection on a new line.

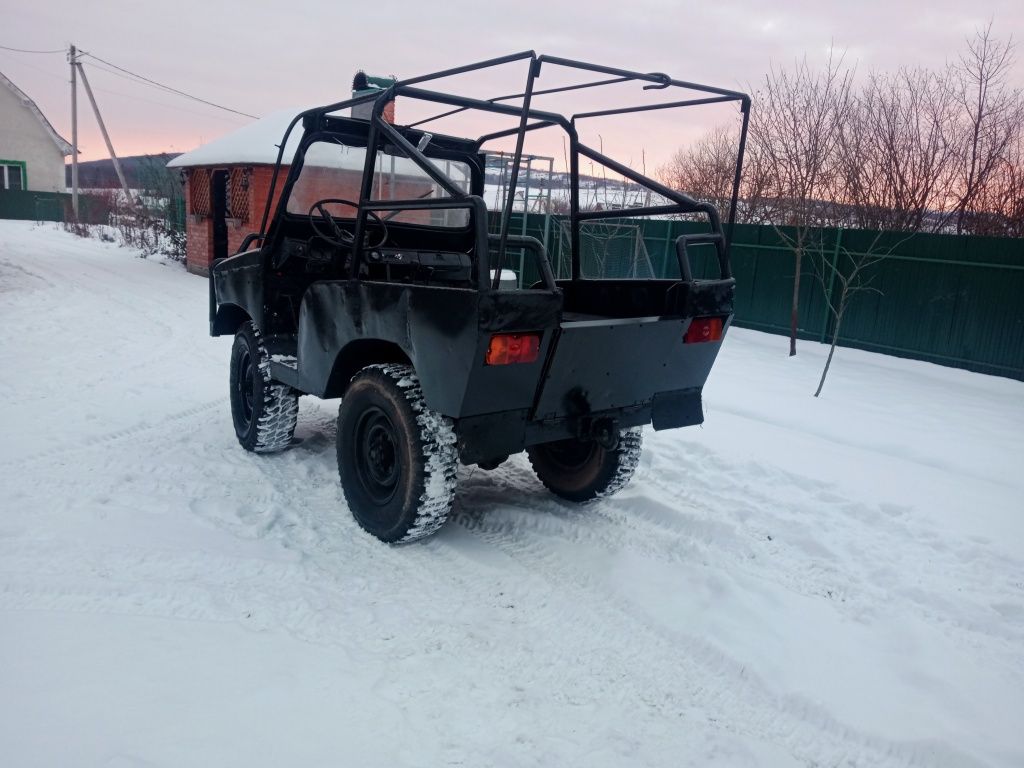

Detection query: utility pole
xmin=69 ymin=44 xmax=79 ymax=221
xmin=76 ymin=62 xmax=133 ymax=205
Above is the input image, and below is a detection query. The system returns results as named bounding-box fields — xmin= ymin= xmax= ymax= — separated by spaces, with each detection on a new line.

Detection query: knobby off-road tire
xmin=527 ymin=427 xmax=643 ymax=503
xmin=337 ymin=364 xmax=458 ymax=543
xmin=229 ymin=322 xmax=299 ymax=453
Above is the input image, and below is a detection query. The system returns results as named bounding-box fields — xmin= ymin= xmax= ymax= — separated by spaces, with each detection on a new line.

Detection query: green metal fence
xmin=0 ymin=190 xmax=68 ymax=222
xmin=489 ymin=212 xmax=1024 ymax=381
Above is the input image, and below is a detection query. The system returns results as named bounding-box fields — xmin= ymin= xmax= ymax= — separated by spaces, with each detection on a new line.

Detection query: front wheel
xmin=527 ymin=428 xmax=643 ymax=502
xmin=229 ymin=322 xmax=298 ymax=453
xmin=337 ymin=364 xmax=458 ymax=543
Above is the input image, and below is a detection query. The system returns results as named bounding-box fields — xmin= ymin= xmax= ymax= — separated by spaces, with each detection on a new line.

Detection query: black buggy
xmin=211 ymin=52 xmax=751 ymax=543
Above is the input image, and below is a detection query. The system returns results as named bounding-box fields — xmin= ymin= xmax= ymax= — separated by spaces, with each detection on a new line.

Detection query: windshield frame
xmin=284 ymin=135 xmax=476 ymax=229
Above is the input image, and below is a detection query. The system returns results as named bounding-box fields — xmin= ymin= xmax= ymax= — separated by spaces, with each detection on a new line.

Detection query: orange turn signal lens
xmin=485 ymin=332 xmax=542 ymax=365
xmin=684 ymin=317 xmax=724 ymax=344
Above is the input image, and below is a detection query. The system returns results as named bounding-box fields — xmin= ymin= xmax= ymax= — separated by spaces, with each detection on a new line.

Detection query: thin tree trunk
xmin=814 ymin=308 xmax=844 ymax=397
xmin=789 ymin=248 xmax=802 ymax=356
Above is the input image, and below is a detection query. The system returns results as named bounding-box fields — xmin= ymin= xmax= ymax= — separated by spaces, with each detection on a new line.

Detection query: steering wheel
xmin=308 ymin=198 xmax=388 ymax=250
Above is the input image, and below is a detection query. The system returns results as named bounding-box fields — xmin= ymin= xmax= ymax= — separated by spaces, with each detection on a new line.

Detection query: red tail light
xmin=485 ymin=332 xmax=541 ymax=365
xmin=684 ymin=317 xmax=724 ymax=344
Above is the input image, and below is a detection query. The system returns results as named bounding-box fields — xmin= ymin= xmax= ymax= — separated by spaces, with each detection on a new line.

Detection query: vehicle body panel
xmin=532 ymin=315 xmax=726 ymax=419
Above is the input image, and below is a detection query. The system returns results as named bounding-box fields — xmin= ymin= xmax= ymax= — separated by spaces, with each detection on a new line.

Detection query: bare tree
xmin=655 ymin=24 xmax=1022 ymax=384
xmin=751 ymin=51 xmax=854 ymax=356
xmin=658 ymin=124 xmax=780 ymax=225
xmin=837 ymin=67 xmax=961 ymax=232
xmin=661 ymin=22 xmax=1022 ymax=240
xmin=974 ymin=133 xmax=1024 ymax=237
xmin=811 ymin=232 xmax=910 ymax=397
xmin=948 ymin=22 xmax=1023 ymax=234
xmin=658 ymin=126 xmax=738 ymax=214
xmin=738 ymin=134 xmax=781 ymax=225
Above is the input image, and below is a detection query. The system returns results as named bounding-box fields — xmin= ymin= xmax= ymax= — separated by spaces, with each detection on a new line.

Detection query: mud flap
xmin=651 ymin=389 xmax=703 ymax=430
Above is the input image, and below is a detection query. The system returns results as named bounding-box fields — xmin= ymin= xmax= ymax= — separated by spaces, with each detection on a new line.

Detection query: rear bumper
xmin=454 ymin=387 xmax=703 ymax=465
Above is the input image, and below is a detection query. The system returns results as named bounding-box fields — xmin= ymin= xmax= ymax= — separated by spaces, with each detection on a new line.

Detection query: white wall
xmin=0 ymin=82 xmax=67 ymax=193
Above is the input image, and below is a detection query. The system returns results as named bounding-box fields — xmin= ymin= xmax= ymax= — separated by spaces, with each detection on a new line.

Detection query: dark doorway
xmin=212 ymin=170 xmax=229 ymax=262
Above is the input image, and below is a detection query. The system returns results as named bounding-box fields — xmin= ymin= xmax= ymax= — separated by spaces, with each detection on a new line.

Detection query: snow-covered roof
xmin=167 ymin=107 xmax=305 ymax=169
xmin=0 ymin=71 xmax=73 ymax=156
xmin=166 ymin=107 xmax=469 ymax=184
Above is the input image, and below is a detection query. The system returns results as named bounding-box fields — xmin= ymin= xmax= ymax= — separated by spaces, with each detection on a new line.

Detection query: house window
xmin=1 ymin=162 xmax=25 ymax=191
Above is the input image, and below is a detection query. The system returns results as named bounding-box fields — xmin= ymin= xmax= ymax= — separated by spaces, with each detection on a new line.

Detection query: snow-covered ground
xmin=1 ymin=220 xmax=1021 ymax=767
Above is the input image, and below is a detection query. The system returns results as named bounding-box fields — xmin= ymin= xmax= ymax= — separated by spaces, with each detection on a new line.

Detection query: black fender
xmin=323 ymin=338 xmax=412 ymax=398
xmin=210 ymin=249 xmax=263 ymax=336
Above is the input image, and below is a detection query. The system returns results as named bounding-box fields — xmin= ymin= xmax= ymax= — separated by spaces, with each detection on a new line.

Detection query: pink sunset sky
xmin=2 ymin=0 xmax=1022 ymax=173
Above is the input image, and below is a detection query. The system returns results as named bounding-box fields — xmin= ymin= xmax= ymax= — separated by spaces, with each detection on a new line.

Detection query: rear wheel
xmin=229 ymin=322 xmax=298 ymax=453
xmin=527 ymin=427 xmax=643 ymax=502
xmin=337 ymin=364 xmax=458 ymax=543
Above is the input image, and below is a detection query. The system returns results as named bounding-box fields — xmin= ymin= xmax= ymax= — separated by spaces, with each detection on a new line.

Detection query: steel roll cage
xmin=256 ymin=51 xmax=751 ymax=289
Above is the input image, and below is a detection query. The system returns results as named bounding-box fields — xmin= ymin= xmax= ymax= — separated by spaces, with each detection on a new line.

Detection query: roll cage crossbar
xmin=257 ymin=51 xmax=751 ymax=289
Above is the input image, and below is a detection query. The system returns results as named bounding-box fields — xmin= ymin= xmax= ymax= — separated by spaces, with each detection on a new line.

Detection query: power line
xmin=0 ymin=43 xmax=65 ymax=54
xmin=84 ymin=60 xmax=161 ymax=88
xmin=4 ymin=43 xmax=259 ymax=120
xmin=0 ymin=49 xmax=68 ymax=82
xmin=79 ymin=50 xmax=258 ymax=119
xmin=73 ymin=60 xmax=248 ymax=123
xmin=81 ymin=65 xmax=250 ymax=124
xmin=85 ymin=60 xmax=198 ymax=100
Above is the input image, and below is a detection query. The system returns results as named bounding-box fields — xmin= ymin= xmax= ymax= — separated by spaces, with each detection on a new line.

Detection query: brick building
xmin=168 ymin=75 xmax=397 ymax=276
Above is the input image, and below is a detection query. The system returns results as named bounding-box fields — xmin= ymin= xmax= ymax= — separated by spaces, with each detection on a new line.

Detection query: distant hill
xmin=66 ymin=153 xmax=182 ymax=189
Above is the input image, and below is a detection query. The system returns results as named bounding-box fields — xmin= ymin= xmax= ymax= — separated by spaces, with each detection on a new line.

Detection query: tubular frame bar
xmin=257 ymin=89 xmax=384 ymax=237
xmin=493 ymin=58 xmax=540 ymax=289
xmin=536 ymin=54 xmax=748 ymax=100
xmin=398 ymin=50 xmax=536 ymax=88
xmin=349 ymin=96 xmax=387 ymax=278
xmin=569 ymin=132 xmax=580 ymax=280
xmin=572 ymin=94 xmax=738 ymax=121
xmin=577 ymin=205 xmax=691 ymax=221
xmin=487 ymin=233 xmax=557 ymax=290
xmin=405 ymin=75 xmax=633 ymax=130
xmin=575 ymin=142 xmax=703 ymax=212
xmin=726 ymin=97 xmax=752 ymax=248
xmin=374 ymin=118 xmax=469 ymax=199
xmin=476 ymin=120 xmax=556 ymax=146
xmin=362 ymin=196 xmax=493 ymax=291
xmin=256 ymin=51 xmax=751 ymax=285
xmin=394 ymin=85 xmax=573 ymax=132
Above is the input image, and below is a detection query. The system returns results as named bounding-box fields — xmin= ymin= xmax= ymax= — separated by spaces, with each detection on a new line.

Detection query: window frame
xmin=0 ymin=160 xmax=28 ymax=191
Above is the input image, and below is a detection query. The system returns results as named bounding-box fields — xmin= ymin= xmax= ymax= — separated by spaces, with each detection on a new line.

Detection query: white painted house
xmin=0 ymin=71 xmax=72 ymax=193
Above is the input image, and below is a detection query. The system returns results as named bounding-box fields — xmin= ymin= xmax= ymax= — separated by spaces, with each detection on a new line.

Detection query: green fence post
xmin=820 ymin=227 xmax=843 ymax=343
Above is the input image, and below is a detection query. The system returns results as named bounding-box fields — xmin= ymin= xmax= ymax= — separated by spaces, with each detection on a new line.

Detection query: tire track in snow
xmin=640 ymin=438 xmax=1024 ymax=655
xmin=0 ymin=402 xmax=480 ymax=650
xmin=164 ymin=404 xmax=506 ymax=644
xmin=0 ymin=399 xmax=224 ymax=470
xmin=461 ymin=446 xmax=1023 ymax=671
xmin=450 ymin=486 xmax=985 ymax=768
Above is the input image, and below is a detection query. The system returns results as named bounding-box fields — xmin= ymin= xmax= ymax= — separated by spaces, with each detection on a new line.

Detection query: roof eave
xmin=0 ymin=71 xmax=73 ymax=156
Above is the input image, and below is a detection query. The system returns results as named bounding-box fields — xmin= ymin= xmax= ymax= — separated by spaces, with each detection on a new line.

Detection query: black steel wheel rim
xmin=354 ymin=406 xmax=401 ymax=505
xmin=237 ymin=348 xmax=255 ymax=429
xmin=543 ymin=438 xmax=598 ymax=472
